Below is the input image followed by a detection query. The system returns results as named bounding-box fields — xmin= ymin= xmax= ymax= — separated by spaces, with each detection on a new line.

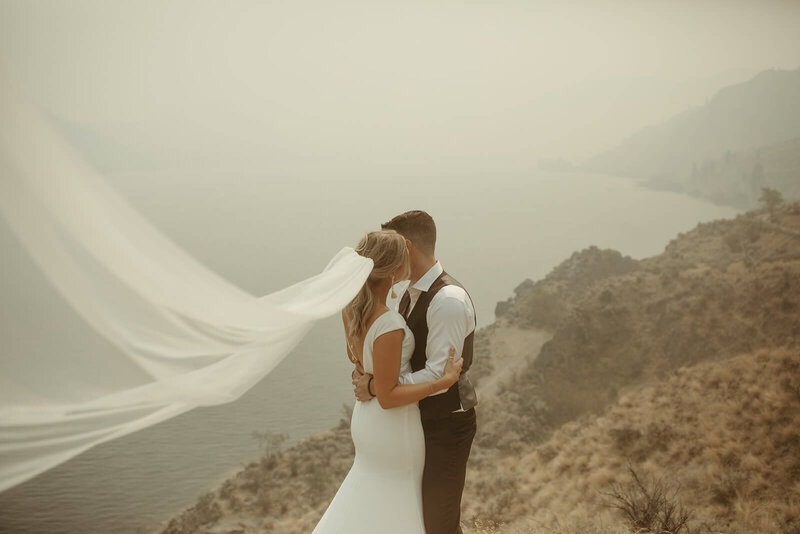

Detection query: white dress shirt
xmin=393 ymin=262 xmax=476 ymax=396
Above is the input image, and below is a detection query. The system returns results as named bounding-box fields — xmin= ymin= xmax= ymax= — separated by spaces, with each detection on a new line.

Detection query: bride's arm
xmin=371 ymin=331 xmax=461 ymax=410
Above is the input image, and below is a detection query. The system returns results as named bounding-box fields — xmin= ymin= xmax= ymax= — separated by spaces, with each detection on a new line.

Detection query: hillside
xmin=478 ymin=203 xmax=800 ymax=452
xmin=466 ymin=346 xmax=800 ymax=533
xmin=645 ymin=137 xmax=800 ymax=209
xmin=585 ymin=67 xmax=800 ymax=208
xmin=156 ymin=201 xmax=800 ymax=534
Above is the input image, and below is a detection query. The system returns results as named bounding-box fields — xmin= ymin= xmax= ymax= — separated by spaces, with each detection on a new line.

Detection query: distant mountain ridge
xmin=585 ymin=66 xmax=800 ymax=208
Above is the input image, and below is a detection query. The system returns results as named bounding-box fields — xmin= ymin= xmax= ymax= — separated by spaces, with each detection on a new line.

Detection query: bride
xmin=313 ymin=230 xmax=462 ymax=534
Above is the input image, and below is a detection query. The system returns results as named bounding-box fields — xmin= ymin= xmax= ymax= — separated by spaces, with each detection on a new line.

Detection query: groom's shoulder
xmin=437 ymin=272 xmax=469 ymax=295
xmin=430 ymin=283 xmax=475 ymax=324
xmin=438 ymin=284 xmax=468 ymax=300
xmin=435 ymin=272 xmax=475 ymax=313
xmin=438 ymin=271 xmax=466 ymax=289
xmin=433 ymin=275 xmax=471 ymax=306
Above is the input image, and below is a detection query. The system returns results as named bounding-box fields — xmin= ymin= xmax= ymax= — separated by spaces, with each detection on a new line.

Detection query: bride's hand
xmin=442 ymin=347 xmax=463 ymax=386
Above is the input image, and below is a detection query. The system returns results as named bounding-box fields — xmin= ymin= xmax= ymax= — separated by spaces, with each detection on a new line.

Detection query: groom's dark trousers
xmin=401 ymin=271 xmax=479 ymax=534
xmin=421 ymin=408 xmax=477 ymax=534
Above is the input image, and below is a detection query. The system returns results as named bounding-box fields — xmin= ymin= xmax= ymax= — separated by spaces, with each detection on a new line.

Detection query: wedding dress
xmin=313 ymin=310 xmax=426 ymax=534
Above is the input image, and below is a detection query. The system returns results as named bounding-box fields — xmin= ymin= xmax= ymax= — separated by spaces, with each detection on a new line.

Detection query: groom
xmin=353 ymin=210 xmax=478 ymax=534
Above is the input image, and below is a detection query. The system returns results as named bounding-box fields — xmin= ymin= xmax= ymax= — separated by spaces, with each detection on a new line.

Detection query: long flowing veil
xmin=0 ymin=69 xmax=372 ymax=492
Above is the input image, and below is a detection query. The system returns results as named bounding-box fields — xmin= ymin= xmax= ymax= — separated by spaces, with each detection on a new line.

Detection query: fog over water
xmin=1 ymin=1 xmax=798 ymax=533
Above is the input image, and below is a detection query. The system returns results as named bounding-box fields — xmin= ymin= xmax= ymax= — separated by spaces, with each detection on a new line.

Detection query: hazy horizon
xmin=2 ymin=0 xmax=800 ymax=178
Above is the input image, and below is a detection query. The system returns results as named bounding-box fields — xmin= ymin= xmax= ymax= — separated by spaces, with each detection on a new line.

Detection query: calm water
xmin=0 ymin=171 xmax=738 ymax=533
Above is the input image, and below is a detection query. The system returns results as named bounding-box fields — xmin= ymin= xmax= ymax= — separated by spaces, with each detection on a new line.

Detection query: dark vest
xmin=402 ymin=271 xmax=478 ymax=419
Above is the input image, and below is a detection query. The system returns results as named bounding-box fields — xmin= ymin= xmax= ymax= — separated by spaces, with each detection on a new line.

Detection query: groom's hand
xmin=353 ymin=372 xmax=373 ymax=402
xmin=351 ymin=361 xmax=365 ymax=382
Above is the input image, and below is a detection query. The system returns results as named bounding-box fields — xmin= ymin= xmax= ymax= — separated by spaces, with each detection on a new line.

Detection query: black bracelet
xmin=367 ymin=376 xmax=376 ymax=398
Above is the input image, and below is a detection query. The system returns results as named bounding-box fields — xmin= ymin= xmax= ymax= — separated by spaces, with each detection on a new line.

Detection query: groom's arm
xmin=398 ymin=287 xmax=474 ymax=393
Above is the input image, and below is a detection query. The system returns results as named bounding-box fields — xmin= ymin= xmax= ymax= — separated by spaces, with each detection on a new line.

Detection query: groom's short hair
xmin=381 ymin=210 xmax=436 ymax=256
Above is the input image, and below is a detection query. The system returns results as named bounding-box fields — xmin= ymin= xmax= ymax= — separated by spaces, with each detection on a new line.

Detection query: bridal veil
xmin=0 ymin=69 xmax=372 ymax=492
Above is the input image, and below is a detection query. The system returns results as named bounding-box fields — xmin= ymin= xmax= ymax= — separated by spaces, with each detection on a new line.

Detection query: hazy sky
xmin=2 ymin=0 xmax=799 ymax=175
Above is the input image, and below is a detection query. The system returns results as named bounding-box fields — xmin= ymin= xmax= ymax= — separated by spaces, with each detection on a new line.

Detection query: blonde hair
xmin=344 ymin=230 xmax=409 ymax=341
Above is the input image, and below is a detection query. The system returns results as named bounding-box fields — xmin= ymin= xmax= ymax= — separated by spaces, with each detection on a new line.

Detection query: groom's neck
xmin=410 ymin=255 xmax=437 ymax=285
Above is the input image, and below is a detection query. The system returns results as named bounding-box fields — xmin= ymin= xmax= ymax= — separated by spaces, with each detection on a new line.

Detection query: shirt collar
xmin=410 ymin=261 xmax=443 ymax=292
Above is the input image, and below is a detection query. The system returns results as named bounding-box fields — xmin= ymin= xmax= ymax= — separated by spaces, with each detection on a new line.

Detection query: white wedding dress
xmin=313 ymin=310 xmax=426 ymax=533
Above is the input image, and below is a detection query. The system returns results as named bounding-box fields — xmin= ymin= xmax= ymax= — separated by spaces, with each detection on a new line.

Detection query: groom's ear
xmin=404 ymin=238 xmax=413 ymax=252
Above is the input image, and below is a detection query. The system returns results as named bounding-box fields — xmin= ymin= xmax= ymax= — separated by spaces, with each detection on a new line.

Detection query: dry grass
xmin=158 ymin=410 xmax=357 ymax=534
xmin=463 ymin=348 xmax=800 ymax=533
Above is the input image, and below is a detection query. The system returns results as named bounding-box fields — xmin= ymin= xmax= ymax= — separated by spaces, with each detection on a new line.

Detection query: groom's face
xmin=403 ymin=237 xmax=418 ymax=260
xmin=403 ymin=237 xmax=428 ymax=279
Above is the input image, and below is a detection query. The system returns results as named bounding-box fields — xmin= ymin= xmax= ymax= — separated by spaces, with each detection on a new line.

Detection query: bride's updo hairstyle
xmin=344 ymin=230 xmax=409 ymax=340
